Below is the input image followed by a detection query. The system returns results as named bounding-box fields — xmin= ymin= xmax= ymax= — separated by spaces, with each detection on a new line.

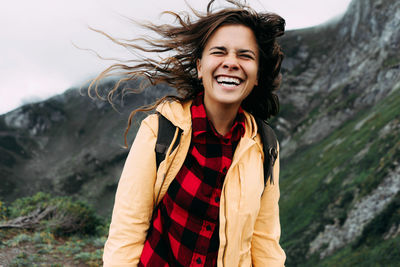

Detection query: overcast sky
xmin=0 ymin=0 xmax=352 ymax=115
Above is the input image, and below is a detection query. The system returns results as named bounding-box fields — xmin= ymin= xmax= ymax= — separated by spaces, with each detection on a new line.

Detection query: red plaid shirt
xmin=139 ymin=92 xmax=245 ymax=266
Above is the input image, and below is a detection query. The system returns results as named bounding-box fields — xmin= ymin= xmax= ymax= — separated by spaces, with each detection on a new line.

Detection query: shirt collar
xmin=191 ymin=92 xmax=245 ymax=142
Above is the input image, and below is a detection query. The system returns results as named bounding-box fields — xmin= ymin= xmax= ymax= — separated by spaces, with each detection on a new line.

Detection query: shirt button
xmin=215 ymin=196 xmax=220 ymax=203
xmin=206 ymin=225 xmax=212 ymax=231
xmin=196 ymin=257 xmax=202 ymax=264
xmin=222 ymin=167 xmax=227 ymax=174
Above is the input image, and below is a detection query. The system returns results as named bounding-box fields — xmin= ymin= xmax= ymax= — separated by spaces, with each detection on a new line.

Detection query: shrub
xmin=8 ymin=192 xmax=52 ymax=218
xmin=5 ymin=192 xmax=104 ymax=237
xmin=45 ymin=197 xmax=102 ymax=236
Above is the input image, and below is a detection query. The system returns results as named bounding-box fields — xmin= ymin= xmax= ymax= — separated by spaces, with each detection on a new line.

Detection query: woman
xmin=96 ymin=0 xmax=286 ymax=266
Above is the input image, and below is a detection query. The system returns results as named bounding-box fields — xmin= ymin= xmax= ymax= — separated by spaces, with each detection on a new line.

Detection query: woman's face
xmin=197 ymin=24 xmax=259 ymax=110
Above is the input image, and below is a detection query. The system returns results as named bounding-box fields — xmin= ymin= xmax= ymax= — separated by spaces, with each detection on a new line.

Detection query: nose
xmin=222 ymin=54 xmax=239 ymax=71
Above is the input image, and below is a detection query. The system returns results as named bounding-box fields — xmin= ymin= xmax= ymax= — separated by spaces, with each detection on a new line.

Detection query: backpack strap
xmin=155 ymin=113 xmax=182 ymax=169
xmin=254 ymin=117 xmax=278 ymax=186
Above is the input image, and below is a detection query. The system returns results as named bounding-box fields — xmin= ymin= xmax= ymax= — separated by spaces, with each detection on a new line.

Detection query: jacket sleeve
xmin=251 ymin=143 xmax=286 ymax=266
xmin=103 ymin=115 xmax=158 ymax=267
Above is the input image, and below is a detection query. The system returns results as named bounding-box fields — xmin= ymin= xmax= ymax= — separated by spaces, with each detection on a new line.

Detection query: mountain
xmin=275 ymin=0 xmax=400 ymax=265
xmin=0 ymin=81 xmax=173 ymax=216
xmin=1 ymin=0 xmax=399 ymax=265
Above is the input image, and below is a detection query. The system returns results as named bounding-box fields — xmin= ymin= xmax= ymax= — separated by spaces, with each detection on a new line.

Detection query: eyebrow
xmin=209 ymin=46 xmax=257 ymax=57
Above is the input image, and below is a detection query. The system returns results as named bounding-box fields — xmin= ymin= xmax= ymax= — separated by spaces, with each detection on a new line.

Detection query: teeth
xmin=216 ymin=76 xmax=241 ymax=85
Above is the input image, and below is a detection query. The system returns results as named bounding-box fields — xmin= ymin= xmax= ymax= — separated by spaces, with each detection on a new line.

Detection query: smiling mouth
xmin=215 ymin=76 xmax=242 ymax=87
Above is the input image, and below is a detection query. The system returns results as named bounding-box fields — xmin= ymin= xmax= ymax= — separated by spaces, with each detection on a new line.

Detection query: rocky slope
xmin=276 ymin=0 xmax=400 ymax=265
xmin=0 ymin=81 xmax=172 ymax=216
xmin=0 ymin=0 xmax=399 ymax=265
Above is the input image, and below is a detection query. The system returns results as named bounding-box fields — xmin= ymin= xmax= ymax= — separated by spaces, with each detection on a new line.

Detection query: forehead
xmin=204 ymin=24 xmax=258 ymax=51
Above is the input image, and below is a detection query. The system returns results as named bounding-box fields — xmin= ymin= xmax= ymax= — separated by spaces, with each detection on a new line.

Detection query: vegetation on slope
xmin=280 ymin=86 xmax=400 ymax=266
xmin=0 ymin=193 xmax=107 ymax=266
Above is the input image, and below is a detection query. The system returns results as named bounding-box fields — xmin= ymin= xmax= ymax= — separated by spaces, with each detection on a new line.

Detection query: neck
xmin=203 ymin=100 xmax=240 ymax=136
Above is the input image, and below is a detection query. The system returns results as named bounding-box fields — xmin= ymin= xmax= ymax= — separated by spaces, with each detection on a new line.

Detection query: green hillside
xmin=280 ymin=86 xmax=400 ymax=266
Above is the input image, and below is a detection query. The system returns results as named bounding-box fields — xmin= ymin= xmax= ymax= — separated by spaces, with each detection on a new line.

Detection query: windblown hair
xmin=88 ymin=0 xmax=285 ymax=145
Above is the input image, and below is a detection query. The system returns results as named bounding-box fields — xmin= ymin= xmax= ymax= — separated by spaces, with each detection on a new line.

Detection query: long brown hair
xmin=88 ymin=0 xmax=285 ymax=146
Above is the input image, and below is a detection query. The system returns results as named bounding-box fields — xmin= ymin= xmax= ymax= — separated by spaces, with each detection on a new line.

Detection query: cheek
xmin=250 ymin=65 xmax=259 ymax=82
xmin=201 ymin=63 xmax=215 ymax=79
xmin=251 ymin=63 xmax=259 ymax=75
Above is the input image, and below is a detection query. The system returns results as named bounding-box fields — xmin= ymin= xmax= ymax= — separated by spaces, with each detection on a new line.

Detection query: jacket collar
xmin=156 ymin=99 xmax=192 ymax=132
xmin=156 ymin=99 xmax=259 ymax=140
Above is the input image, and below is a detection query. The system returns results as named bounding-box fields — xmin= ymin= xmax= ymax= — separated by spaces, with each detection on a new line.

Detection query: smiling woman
xmin=92 ymin=0 xmax=286 ymax=266
xmin=197 ymin=24 xmax=260 ymax=135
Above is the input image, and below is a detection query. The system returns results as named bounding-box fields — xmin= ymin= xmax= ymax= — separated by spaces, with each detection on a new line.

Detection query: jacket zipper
xmin=220 ymin=139 xmax=259 ymax=266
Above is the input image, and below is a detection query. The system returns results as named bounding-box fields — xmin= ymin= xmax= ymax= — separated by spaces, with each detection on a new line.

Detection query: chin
xmin=214 ymin=93 xmax=245 ymax=106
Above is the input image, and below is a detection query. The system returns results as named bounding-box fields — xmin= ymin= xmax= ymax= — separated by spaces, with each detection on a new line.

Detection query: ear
xmin=196 ymin=58 xmax=202 ymax=79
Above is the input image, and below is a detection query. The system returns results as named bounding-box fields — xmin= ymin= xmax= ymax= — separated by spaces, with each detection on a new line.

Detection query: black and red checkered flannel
xmin=139 ymin=92 xmax=245 ymax=266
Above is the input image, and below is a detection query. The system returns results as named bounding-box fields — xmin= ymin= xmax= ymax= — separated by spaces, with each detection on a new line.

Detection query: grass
xmin=303 ymin=236 xmax=400 ymax=267
xmin=382 ymin=55 xmax=400 ymax=69
xmin=0 ymin=229 xmax=105 ymax=266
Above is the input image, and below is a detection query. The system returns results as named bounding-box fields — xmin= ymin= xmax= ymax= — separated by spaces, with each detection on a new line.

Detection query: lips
xmin=215 ymin=75 xmax=243 ymax=86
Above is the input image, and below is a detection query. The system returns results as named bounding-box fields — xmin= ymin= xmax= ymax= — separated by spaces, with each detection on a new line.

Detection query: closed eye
xmin=210 ymin=51 xmax=225 ymax=55
xmin=238 ymin=49 xmax=256 ymax=60
xmin=209 ymin=46 xmax=227 ymax=55
xmin=239 ymin=54 xmax=255 ymax=59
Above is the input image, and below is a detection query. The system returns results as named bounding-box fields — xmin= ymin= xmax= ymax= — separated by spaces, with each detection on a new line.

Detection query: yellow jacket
xmin=103 ymin=100 xmax=286 ymax=266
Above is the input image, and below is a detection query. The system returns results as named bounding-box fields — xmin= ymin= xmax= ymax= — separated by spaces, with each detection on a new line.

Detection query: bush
xmin=8 ymin=192 xmax=51 ymax=218
xmin=50 ymin=197 xmax=102 ymax=236
xmin=5 ymin=192 xmax=104 ymax=237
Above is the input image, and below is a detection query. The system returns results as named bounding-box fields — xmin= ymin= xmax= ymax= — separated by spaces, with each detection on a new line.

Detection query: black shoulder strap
xmin=155 ymin=113 xmax=182 ymax=169
xmin=254 ymin=117 xmax=278 ymax=186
